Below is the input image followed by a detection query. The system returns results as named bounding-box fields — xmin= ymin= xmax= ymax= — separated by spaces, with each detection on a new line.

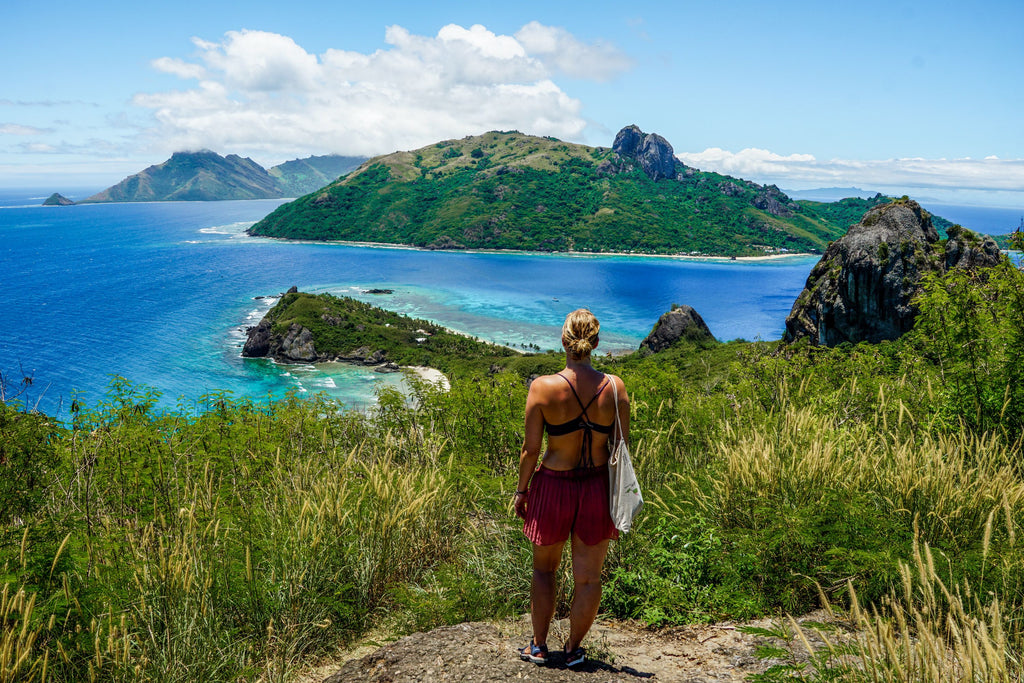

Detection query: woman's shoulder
xmin=528 ymin=372 xmax=566 ymax=394
xmin=602 ymin=372 xmax=627 ymax=396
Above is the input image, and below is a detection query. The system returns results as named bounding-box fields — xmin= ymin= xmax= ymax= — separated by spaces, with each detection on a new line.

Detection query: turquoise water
xmin=1 ymin=190 xmax=823 ymax=416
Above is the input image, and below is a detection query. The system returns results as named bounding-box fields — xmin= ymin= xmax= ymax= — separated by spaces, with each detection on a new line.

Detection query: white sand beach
xmin=405 ymin=366 xmax=450 ymax=391
xmin=257 ymin=235 xmax=815 ymax=263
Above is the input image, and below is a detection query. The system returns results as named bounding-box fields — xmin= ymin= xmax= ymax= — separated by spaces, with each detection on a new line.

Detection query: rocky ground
xmin=298 ymin=611 xmax=844 ymax=682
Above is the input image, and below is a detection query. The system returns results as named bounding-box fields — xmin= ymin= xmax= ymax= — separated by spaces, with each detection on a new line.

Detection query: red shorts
xmin=522 ymin=464 xmax=619 ymax=546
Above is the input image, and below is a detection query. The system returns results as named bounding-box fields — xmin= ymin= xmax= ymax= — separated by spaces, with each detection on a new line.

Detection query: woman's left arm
xmin=613 ymin=375 xmax=630 ymax=445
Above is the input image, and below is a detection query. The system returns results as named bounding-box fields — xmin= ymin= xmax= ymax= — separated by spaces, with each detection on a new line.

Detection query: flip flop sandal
xmin=565 ymin=646 xmax=586 ymax=668
xmin=519 ymin=639 xmax=549 ymax=665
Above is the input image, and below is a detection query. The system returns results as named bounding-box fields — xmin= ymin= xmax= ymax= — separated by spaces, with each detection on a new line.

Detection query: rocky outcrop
xmin=639 ymin=305 xmax=715 ymax=354
xmin=241 ymin=319 xmax=275 ymax=358
xmin=944 ymin=225 xmax=1002 ymax=270
xmin=611 ymin=125 xmax=644 ymax=158
xmin=279 ymin=324 xmax=317 ymax=361
xmin=612 ymin=125 xmax=680 ymax=180
xmin=241 ymin=320 xmax=318 ymax=362
xmin=753 ymin=185 xmax=798 ymax=217
xmin=784 ymin=200 xmax=1002 ymax=346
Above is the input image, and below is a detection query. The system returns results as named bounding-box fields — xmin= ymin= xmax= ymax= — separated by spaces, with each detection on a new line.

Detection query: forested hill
xmin=249 ymin=127 xmax=876 ymax=257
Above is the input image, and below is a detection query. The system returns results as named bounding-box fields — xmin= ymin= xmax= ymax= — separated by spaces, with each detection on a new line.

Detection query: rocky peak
xmin=639 ymin=305 xmax=715 ymax=354
xmin=784 ymin=199 xmax=1003 ymax=346
xmin=612 ymin=125 xmax=644 ymax=157
xmin=612 ymin=125 xmax=680 ymax=180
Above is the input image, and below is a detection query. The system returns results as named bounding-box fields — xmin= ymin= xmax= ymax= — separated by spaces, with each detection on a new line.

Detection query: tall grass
xmin=1 ymin=390 xmax=470 ymax=681
xmin=762 ymin=533 xmax=1022 ymax=681
xmin=847 ymin=538 xmax=1020 ymax=682
xmin=694 ymin=405 xmax=1024 ymax=545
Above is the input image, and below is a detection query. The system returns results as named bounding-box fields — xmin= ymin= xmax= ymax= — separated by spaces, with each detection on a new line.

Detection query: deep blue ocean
xmin=1 ymin=189 xmax=1017 ymax=417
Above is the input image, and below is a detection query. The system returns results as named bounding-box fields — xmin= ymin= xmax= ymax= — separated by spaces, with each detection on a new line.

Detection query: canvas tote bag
xmin=608 ymin=377 xmax=642 ymax=532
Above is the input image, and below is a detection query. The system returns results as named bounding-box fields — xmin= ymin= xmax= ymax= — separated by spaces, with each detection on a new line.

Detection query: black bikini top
xmin=544 ymin=372 xmax=613 ymax=468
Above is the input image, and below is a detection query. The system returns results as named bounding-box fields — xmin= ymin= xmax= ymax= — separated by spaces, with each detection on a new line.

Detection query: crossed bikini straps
xmin=544 ymin=372 xmax=614 ymax=469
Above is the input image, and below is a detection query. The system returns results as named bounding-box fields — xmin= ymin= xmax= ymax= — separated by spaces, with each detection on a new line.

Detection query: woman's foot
xmin=564 ymin=645 xmax=586 ymax=668
xmin=519 ymin=639 xmax=549 ymax=665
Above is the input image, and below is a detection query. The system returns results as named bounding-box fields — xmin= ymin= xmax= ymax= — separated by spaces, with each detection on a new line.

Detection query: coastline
xmin=247 ymin=234 xmax=816 ymax=263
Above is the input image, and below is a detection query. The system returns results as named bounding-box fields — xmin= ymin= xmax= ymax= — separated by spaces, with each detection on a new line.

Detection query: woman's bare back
xmin=534 ymin=367 xmax=621 ymax=471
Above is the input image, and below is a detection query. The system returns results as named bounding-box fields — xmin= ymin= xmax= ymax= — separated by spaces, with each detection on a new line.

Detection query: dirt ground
xmin=304 ymin=611 xmax=839 ymax=682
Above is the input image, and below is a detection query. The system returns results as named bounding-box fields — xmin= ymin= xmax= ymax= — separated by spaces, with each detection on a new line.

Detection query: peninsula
xmin=241 ymin=290 xmax=563 ymax=379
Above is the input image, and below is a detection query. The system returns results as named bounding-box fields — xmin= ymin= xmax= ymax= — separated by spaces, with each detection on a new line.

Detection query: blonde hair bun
xmin=562 ymin=309 xmax=600 ymax=357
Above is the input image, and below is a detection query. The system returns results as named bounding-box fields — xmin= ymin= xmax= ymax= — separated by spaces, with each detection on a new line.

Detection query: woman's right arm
xmin=514 ymin=379 xmax=546 ymax=518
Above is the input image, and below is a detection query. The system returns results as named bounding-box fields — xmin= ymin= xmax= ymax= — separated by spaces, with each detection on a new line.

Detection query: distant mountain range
xmin=782 ymin=187 xmax=878 ymax=202
xmin=75 ymin=151 xmax=366 ymax=203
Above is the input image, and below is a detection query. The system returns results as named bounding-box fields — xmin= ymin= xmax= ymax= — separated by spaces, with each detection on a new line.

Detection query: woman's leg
xmin=530 ymin=540 xmax=566 ymax=647
xmin=565 ymin=535 xmax=610 ymax=652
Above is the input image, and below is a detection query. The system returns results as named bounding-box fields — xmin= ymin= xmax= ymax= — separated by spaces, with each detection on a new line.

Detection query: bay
xmin=1 ymin=190 xmax=818 ymax=417
xmin=921 ymin=202 xmax=1022 ymax=237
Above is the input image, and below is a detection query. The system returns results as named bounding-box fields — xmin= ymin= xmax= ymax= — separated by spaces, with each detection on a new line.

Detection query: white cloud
xmin=0 ymin=123 xmax=50 ymax=135
xmin=151 ymin=57 xmax=207 ymax=81
xmin=677 ymin=146 xmax=1024 ymax=195
xmin=196 ymin=30 xmax=320 ymax=92
xmin=22 ymin=143 xmax=58 ymax=153
xmin=437 ymin=24 xmax=526 ymax=60
xmin=679 ymin=147 xmax=816 ymax=177
xmin=133 ymin=23 xmax=621 ymax=161
xmin=515 ymin=21 xmax=633 ymax=81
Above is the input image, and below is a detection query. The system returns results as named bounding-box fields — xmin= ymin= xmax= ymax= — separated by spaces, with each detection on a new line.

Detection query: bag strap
xmin=609 ymin=376 xmax=624 ymax=465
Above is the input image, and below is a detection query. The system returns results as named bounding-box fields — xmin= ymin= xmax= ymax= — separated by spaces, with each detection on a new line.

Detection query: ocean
xmin=1 ymin=190 xmax=1013 ymax=418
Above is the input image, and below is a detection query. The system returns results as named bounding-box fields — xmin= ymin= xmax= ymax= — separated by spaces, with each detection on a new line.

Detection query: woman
xmin=514 ymin=308 xmax=629 ymax=668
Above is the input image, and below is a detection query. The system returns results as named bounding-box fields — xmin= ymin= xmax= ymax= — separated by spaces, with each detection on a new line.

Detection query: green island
xmin=249 ymin=129 xmax=930 ymax=257
xmin=3 ymin=245 xmax=1023 ymax=680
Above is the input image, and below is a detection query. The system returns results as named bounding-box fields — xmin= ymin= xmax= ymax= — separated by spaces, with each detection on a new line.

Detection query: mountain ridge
xmin=78 ymin=151 xmax=366 ymax=203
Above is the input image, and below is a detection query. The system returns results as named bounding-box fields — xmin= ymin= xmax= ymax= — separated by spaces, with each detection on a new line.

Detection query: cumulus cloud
xmin=134 ymin=23 xmax=625 ymax=161
xmin=514 ymin=21 xmax=633 ymax=80
xmin=677 ymin=146 xmax=1024 ymax=195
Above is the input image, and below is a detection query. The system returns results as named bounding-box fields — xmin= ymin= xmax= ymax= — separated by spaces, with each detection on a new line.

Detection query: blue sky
xmin=3 ymin=0 xmax=1022 ymax=206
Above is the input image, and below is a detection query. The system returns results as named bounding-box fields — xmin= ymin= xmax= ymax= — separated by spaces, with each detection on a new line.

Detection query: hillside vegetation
xmin=250 ymin=130 xmax=860 ymax=257
xmin=267 ymin=154 xmax=367 ymax=198
xmin=2 ymin=252 xmax=1023 ymax=681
